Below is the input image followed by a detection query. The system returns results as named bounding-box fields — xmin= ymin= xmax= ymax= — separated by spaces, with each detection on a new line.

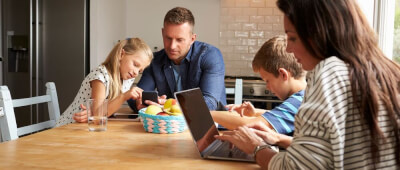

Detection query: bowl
xmin=138 ymin=108 xmax=187 ymax=134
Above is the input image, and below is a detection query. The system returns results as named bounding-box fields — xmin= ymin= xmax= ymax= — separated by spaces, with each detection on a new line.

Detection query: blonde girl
xmin=56 ymin=38 xmax=153 ymax=126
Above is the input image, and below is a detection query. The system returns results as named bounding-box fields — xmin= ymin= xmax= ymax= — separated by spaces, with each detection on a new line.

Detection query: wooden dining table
xmin=0 ymin=119 xmax=259 ymax=169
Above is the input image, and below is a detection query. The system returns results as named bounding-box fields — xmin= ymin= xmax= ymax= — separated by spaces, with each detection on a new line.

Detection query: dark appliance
xmin=224 ymin=76 xmax=281 ymax=110
xmin=1 ymin=0 xmax=89 ymax=128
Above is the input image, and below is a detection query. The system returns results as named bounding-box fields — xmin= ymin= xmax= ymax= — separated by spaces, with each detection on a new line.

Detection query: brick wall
xmin=220 ymin=0 xmax=284 ymax=77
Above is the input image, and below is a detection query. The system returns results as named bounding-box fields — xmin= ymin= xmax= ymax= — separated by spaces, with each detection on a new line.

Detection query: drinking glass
xmin=86 ymin=99 xmax=108 ymax=131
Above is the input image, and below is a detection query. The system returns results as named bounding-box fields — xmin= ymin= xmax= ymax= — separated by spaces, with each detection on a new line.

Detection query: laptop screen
xmin=175 ymin=88 xmax=219 ymax=152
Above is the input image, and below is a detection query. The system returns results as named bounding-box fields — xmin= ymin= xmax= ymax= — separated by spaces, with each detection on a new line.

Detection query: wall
xmin=90 ymin=0 xmax=378 ymax=76
xmin=220 ymin=0 xmax=377 ymax=77
xmin=219 ymin=0 xmax=284 ymax=77
xmin=90 ymin=0 xmax=126 ymax=69
xmin=90 ymin=0 xmax=220 ymax=70
xmin=91 ymin=0 xmax=283 ymax=77
xmin=125 ymin=0 xmax=220 ymax=52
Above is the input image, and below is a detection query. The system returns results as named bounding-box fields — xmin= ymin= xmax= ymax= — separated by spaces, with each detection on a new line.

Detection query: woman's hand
xmin=73 ymin=104 xmax=88 ymax=123
xmin=250 ymin=122 xmax=293 ymax=148
xmin=246 ymin=122 xmax=281 ymax=145
xmin=225 ymin=101 xmax=257 ymax=117
xmin=215 ymin=126 xmax=266 ymax=154
xmin=214 ymin=121 xmax=284 ymax=154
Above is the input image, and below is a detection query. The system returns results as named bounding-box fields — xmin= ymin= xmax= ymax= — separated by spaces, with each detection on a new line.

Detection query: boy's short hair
xmin=164 ymin=7 xmax=195 ymax=28
xmin=252 ymin=35 xmax=304 ymax=79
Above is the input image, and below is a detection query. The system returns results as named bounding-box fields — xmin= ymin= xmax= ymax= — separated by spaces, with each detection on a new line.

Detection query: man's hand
xmin=137 ymin=94 xmax=167 ymax=110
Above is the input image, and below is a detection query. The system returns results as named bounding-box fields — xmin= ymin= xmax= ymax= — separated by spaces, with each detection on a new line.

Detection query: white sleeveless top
xmin=56 ymin=65 xmax=134 ymax=126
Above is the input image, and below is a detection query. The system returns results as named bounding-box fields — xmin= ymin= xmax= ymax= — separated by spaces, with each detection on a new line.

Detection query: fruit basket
xmin=138 ymin=107 xmax=187 ymax=134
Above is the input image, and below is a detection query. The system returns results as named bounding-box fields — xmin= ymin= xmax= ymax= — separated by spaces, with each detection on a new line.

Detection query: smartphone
xmin=142 ymin=91 xmax=158 ymax=106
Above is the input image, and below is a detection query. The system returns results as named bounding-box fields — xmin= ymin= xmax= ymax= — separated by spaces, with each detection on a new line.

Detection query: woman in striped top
xmin=215 ymin=0 xmax=400 ymax=169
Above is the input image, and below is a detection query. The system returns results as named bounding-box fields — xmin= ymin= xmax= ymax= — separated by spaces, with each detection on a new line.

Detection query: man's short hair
xmin=164 ymin=7 xmax=195 ymax=27
xmin=252 ymin=35 xmax=304 ymax=79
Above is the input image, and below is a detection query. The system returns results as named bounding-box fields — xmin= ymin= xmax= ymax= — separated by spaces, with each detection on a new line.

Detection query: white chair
xmin=225 ymin=79 xmax=243 ymax=105
xmin=0 ymin=82 xmax=60 ymax=142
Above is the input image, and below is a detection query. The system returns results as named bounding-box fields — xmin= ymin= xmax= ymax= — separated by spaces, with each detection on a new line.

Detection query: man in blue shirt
xmin=128 ymin=7 xmax=226 ymax=112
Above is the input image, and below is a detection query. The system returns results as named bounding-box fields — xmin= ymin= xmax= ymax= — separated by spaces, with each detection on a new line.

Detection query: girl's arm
xmin=91 ymin=80 xmax=142 ymax=117
xmin=74 ymin=80 xmax=143 ymax=122
xmin=73 ymin=80 xmax=107 ymax=123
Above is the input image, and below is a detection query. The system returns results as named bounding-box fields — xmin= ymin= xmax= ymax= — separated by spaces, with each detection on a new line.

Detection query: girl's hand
xmin=73 ymin=104 xmax=88 ymax=123
xmin=124 ymin=87 xmax=143 ymax=100
xmin=225 ymin=101 xmax=257 ymax=117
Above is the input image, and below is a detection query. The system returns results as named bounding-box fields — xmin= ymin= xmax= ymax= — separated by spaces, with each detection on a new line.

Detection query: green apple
xmin=145 ymin=105 xmax=163 ymax=115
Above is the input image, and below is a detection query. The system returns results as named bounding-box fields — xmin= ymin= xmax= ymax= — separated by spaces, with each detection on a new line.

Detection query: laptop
xmin=174 ymin=88 xmax=255 ymax=162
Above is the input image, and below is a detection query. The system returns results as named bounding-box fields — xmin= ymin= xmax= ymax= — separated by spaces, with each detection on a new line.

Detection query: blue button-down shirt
xmin=127 ymin=41 xmax=227 ymax=111
xmin=171 ymin=59 xmax=184 ymax=91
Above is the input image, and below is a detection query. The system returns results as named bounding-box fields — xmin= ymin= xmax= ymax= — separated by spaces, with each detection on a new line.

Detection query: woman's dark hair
xmin=277 ymin=0 xmax=400 ymax=165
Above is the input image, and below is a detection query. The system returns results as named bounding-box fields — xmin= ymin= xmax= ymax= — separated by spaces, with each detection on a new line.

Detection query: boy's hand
xmin=225 ymin=101 xmax=257 ymax=117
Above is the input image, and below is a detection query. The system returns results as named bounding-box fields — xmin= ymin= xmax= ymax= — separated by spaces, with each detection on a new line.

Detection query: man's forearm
xmin=127 ymin=98 xmax=138 ymax=113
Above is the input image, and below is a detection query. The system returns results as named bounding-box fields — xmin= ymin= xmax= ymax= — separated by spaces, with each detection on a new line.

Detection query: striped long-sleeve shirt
xmin=269 ymin=56 xmax=398 ymax=169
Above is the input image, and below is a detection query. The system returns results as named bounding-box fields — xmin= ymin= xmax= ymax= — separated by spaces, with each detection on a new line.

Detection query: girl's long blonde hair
xmin=102 ymin=38 xmax=153 ymax=100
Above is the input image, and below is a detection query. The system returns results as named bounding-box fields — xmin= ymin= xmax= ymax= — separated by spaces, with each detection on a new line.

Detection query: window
xmin=394 ymin=0 xmax=400 ymax=63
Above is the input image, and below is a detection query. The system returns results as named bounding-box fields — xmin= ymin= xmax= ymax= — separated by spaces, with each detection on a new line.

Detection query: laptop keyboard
xmin=210 ymin=141 xmax=251 ymax=159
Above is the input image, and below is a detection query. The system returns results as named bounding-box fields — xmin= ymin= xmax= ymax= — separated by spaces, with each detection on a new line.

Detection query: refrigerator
xmin=0 ymin=0 xmax=89 ymax=130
